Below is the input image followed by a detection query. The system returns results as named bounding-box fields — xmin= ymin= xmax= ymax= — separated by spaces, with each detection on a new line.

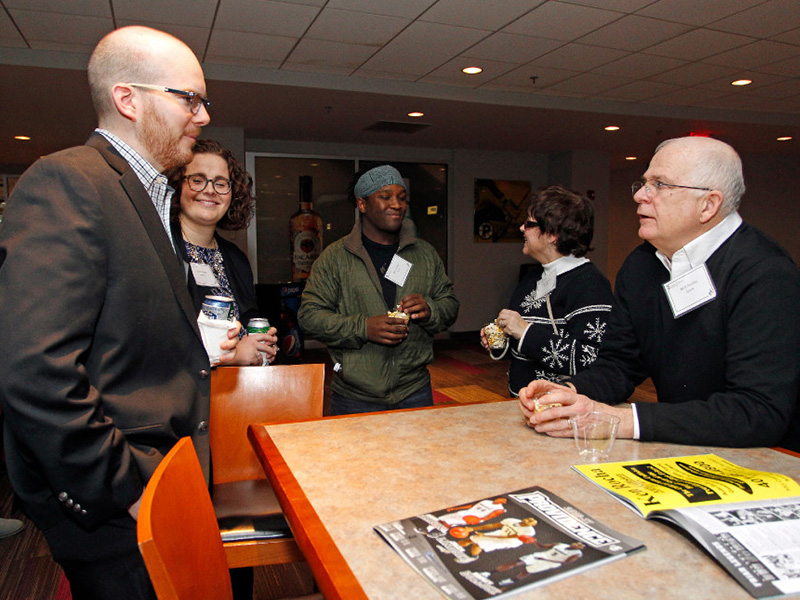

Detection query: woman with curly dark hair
xmin=166 ymin=139 xmax=276 ymax=365
xmin=480 ymin=185 xmax=613 ymax=395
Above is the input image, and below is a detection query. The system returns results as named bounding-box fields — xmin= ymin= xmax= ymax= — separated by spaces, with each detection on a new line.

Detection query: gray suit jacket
xmin=0 ymin=134 xmax=212 ymax=559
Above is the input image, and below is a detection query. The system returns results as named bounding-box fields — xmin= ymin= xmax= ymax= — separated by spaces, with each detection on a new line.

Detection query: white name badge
xmin=663 ymin=263 xmax=717 ymax=318
xmin=384 ymin=254 xmax=412 ymax=287
xmin=190 ymin=262 xmax=220 ymax=288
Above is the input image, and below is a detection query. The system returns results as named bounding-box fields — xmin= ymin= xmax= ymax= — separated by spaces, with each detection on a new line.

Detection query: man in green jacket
xmin=299 ymin=165 xmax=459 ymax=415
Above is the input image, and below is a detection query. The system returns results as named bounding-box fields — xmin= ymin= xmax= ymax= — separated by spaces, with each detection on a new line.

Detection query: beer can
xmin=201 ymin=295 xmax=234 ymax=321
xmin=246 ymin=318 xmax=271 ymax=334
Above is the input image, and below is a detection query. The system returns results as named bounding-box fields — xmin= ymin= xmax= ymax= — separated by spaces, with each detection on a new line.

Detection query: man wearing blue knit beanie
xmin=299 ymin=165 xmax=460 ymax=415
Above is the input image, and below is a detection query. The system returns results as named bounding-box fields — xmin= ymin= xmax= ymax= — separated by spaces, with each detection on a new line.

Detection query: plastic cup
xmin=569 ymin=411 xmax=620 ymax=462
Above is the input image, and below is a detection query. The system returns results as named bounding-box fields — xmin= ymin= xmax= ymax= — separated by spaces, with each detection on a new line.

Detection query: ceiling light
xmin=462 ymin=66 xmax=482 ymax=75
xmin=604 ymin=126 xmax=620 ymax=131
xmin=777 ymin=136 xmax=793 ymax=141
xmin=408 ymin=111 xmax=424 ymax=118
xmin=731 ymin=79 xmax=752 ymax=86
xmin=625 ymin=156 xmax=637 ymax=161
xmin=14 ymin=135 xmax=30 ymax=141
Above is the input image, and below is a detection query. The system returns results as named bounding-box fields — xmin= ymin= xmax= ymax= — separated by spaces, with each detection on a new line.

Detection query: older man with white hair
xmin=520 ymin=136 xmax=800 ymax=451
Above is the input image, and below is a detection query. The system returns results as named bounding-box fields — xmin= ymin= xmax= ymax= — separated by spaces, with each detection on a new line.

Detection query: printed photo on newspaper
xmin=573 ymin=454 xmax=800 ymax=598
xmin=374 ymin=486 xmax=644 ymax=600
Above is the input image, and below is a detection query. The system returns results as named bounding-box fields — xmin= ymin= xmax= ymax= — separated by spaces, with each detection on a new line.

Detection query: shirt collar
xmin=542 ymin=254 xmax=590 ymax=278
xmin=656 ymin=212 xmax=743 ymax=278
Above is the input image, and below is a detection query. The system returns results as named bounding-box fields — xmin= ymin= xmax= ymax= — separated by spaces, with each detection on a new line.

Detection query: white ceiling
xmin=2 ymin=0 xmax=800 ymax=169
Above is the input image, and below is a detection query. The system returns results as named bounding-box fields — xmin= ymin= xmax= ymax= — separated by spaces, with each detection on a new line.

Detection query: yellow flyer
xmin=573 ymin=454 xmax=800 ymax=517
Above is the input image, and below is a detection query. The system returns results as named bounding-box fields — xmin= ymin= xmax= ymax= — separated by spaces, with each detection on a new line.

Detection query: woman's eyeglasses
xmin=184 ymin=174 xmax=232 ymax=194
xmin=523 ymin=220 xmax=540 ymax=230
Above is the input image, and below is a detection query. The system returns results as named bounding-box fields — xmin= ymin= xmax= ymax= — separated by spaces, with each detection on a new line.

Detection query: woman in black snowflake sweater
xmin=481 ymin=186 xmax=613 ymax=396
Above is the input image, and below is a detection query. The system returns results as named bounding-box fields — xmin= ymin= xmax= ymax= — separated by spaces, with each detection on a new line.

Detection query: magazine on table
xmin=573 ymin=453 xmax=800 ymax=598
xmin=374 ymin=485 xmax=645 ymax=600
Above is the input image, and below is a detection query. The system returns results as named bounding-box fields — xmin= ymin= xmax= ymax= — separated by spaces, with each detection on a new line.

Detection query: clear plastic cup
xmin=568 ymin=411 xmax=621 ymax=462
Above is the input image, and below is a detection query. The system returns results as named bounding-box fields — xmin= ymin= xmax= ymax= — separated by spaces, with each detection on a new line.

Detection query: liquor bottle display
xmin=290 ymin=175 xmax=323 ymax=280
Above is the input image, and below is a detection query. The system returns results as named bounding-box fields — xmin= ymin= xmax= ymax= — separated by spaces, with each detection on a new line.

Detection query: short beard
xmin=138 ymin=102 xmax=193 ymax=171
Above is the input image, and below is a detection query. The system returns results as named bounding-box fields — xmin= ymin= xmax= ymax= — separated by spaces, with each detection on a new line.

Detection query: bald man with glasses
xmin=0 ymin=26 xmax=244 ymax=599
xmin=519 ymin=136 xmax=800 ymax=452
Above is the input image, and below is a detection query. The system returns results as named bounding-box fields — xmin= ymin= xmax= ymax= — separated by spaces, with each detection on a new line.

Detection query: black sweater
xmin=572 ymin=223 xmax=800 ymax=451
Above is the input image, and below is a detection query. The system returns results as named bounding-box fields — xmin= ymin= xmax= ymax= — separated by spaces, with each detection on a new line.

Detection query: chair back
xmin=210 ymin=364 xmax=324 ymax=485
xmin=137 ymin=437 xmax=233 ymax=600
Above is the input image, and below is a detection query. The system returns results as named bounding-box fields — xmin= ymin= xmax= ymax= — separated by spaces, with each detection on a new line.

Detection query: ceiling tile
xmin=565 ymin=0 xmax=652 ymax=12
xmin=325 ymin=0 xmax=435 ymax=19
xmin=462 ymin=32 xmax=561 ymax=64
xmin=207 ymin=28 xmax=297 ymax=63
xmin=533 ymin=43 xmax=628 ymax=71
xmin=483 ymin=63 xmax=578 ymax=91
xmin=756 ymin=55 xmax=800 ymax=77
xmin=3 ymin=0 xmax=110 ymax=17
xmin=710 ymin=0 xmax=800 ymax=38
xmin=648 ymin=61 xmax=738 ymax=86
xmin=10 ymin=9 xmax=111 ymax=49
xmin=648 ymin=86 xmax=728 ymax=106
xmin=744 ymin=79 xmax=800 ymax=100
xmin=592 ymin=80 xmax=658 ymax=102
xmin=113 ymin=0 xmax=217 ymax=27
xmin=703 ymin=40 xmax=800 ymax=69
xmin=503 ymin=1 xmax=623 ymax=42
xmin=543 ymin=72 xmax=631 ymax=96
xmin=644 ymin=28 xmax=754 ymax=61
xmin=419 ymin=0 xmax=543 ymax=30
xmin=0 ymin=10 xmax=26 ymax=47
xmin=593 ymin=52 xmax=686 ymax=79
xmin=285 ymin=38 xmax=378 ymax=70
xmin=636 ymin=0 xmax=765 ymax=27
xmin=304 ymin=8 xmax=409 ymax=45
xmin=356 ymin=21 xmax=488 ymax=77
xmin=579 ymin=14 xmax=690 ymax=52
xmin=420 ymin=57 xmax=518 ymax=87
xmin=771 ymin=27 xmax=800 ymax=47
xmin=214 ymin=0 xmax=319 ymax=37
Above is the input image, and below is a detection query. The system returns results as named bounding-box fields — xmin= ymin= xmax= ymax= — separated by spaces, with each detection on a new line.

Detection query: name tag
xmin=190 ymin=262 xmax=220 ymax=288
xmin=385 ymin=254 xmax=412 ymax=287
xmin=663 ymin=263 xmax=716 ymax=318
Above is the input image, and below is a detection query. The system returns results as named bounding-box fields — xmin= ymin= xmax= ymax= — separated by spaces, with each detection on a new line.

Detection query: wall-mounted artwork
xmin=474 ymin=178 xmax=531 ymax=242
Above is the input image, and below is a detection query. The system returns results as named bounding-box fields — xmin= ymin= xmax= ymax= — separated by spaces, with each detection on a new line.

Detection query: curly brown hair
xmin=165 ymin=139 xmax=254 ymax=231
xmin=527 ymin=185 xmax=594 ymax=258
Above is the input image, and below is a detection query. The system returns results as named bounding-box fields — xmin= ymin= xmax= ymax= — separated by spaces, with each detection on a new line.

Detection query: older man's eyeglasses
xmin=184 ymin=174 xmax=232 ymax=195
xmin=631 ymin=179 xmax=711 ymax=198
xmin=523 ymin=220 xmax=540 ymax=230
xmin=128 ymin=83 xmax=210 ymax=115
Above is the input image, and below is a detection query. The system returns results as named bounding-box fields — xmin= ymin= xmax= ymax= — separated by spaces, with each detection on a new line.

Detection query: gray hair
xmin=655 ymin=137 xmax=745 ymax=215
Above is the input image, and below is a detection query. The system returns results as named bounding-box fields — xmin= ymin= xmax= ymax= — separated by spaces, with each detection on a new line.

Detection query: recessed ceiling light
xmin=462 ymin=66 xmax=482 ymax=75
xmin=777 ymin=136 xmax=793 ymax=141
xmin=604 ymin=126 xmax=620 ymax=131
xmin=731 ymin=79 xmax=752 ymax=86
xmin=408 ymin=111 xmax=424 ymax=118
xmin=14 ymin=135 xmax=30 ymax=141
xmin=625 ymin=156 xmax=637 ymax=161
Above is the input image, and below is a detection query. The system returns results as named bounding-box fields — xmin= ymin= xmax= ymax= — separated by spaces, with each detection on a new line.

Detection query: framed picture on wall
xmin=474 ymin=178 xmax=531 ymax=243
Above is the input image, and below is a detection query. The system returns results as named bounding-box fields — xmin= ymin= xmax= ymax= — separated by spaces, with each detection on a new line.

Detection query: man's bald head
xmin=87 ymin=26 xmax=197 ymax=122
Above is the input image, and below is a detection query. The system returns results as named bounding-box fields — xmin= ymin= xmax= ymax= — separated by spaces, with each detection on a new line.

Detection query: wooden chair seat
xmin=214 ymin=479 xmax=291 ymax=542
xmin=210 ymin=364 xmax=325 ymax=569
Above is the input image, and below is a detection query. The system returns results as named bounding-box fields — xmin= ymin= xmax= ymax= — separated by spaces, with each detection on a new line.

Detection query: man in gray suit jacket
xmin=0 ymin=26 xmax=240 ymax=599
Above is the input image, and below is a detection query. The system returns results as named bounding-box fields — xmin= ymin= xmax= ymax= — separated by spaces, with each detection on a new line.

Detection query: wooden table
xmin=248 ymin=401 xmax=800 ymax=600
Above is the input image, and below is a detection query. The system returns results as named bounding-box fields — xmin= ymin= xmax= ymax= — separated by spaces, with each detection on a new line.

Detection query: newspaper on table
xmin=573 ymin=453 xmax=800 ymax=598
xmin=374 ymin=486 xmax=644 ymax=600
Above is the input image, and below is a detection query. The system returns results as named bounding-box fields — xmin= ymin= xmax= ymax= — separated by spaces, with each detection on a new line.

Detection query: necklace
xmin=180 ymin=225 xmax=217 ymax=249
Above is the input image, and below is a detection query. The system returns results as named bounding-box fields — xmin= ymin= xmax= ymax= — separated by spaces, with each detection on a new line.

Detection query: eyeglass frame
xmin=183 ymin=174 xmax=232 ymax=195
xmin=523 ymin=220 xmax=540 ymax=230
xmin=631 ymin=179 xmax=712 ymax=198
xmin=127 ymin=83 xmax=210 ymax=115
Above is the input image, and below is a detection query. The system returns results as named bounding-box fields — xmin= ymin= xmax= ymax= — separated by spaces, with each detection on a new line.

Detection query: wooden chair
xmin=210 ymin=364 xmax=325 ymax=569
xmin=138 ymin=437 xmax=233 ymax=600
